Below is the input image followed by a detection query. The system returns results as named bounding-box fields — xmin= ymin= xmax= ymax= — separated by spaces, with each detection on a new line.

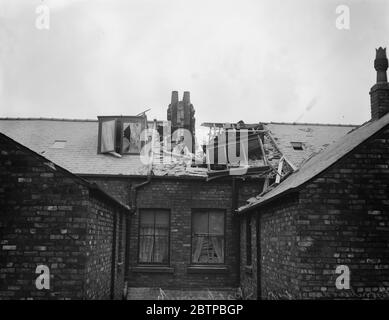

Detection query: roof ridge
xmin=266 ymin=121 xmax=358 ymax=127
xmin=0 ymin=117 xmax=97 ymax=122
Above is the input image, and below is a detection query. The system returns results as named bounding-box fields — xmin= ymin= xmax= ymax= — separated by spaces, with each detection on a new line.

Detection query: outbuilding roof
xmin=0 ymin=131 xmax=131 ymax=213
xmin=238 ymin=112 xmax=389 ymax=213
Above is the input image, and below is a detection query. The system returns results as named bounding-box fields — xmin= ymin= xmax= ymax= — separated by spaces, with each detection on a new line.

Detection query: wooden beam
xmin=275 ymin=156 xmax=284 ymax=184
xmin=257 ymin=135 xmax=268 ymax=166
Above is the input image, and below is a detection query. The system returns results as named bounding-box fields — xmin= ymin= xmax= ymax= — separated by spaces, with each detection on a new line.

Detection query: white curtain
xmin=139 ymin=227 xmax=154 ymax=263
xmin=192 ymin=211 xmax=224 ymax=263
xmin=211 ymin=236 xmax=224 ymax=263
xmin=101 ymin=120 xmax=116 ymax=153
xmin=139 ymin=210 xmax=169 ymax=263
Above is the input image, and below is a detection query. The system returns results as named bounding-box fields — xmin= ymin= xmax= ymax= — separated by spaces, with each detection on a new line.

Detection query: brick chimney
xmin=370 ymin=47 xmax=389 ymax=120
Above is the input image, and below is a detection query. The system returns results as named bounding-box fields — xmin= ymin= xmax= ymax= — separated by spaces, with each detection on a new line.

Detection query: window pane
xmin=122 ymin=121 xmax=143 ymax=154
xmin=209 ymin=211 xmax=224 ymax=235
xmin=101 ymin=120 xmax=116 ymax=153
xmin=209 ymin=236 xmax=224 ymax=263
xmin=155 ymin=211 xmax=169 ymax=227
xmin=139 ymin=210 xmax=170 ymax=264
xmin=154 ymin=235 xmax=169 ymax=263
xmin=140 ymin=211 xmax=154 ymax=229
xmin=192 ymin=212 xmax=208 ymax=235
xmin=192 ymin=210 xmax=225 ymax=264
xmin=139 ymin=235 xmax=154 ymax=263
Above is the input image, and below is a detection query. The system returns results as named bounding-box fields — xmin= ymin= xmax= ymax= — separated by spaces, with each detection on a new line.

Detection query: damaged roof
xmin=238 ymin=112 xmax=389 ymax=213
xmin=263 ymin=122 xmax=356 ymax=168
xmin=0 ymin=118 xmax=356 ymax=177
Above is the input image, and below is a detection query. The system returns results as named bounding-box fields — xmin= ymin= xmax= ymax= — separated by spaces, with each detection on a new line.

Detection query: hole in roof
xmin=50 ymin=140 xmax=67 ymax=149
xmin=291 ymin=142 xmax=304 ymax=151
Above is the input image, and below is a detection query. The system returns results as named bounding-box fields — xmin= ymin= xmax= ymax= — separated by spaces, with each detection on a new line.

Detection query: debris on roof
xmin=0 ymin=118 xmax=356 ymax=178
xmin=237 ymin=112 xmax=389 ymax=213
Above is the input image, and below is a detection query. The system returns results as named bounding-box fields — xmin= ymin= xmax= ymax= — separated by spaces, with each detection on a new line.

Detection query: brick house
xmin=0 ymin=95 xmax=355 ymax=299
xmin=0 ymin=133 xmax=130 ymax=300
xmin=2 ymin=48 xmax=387 ymax=299
xmin=237 ymin=48 xmax=389 ymax=299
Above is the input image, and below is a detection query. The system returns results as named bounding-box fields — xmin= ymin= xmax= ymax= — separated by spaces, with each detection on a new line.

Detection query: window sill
xmin=131 ymin=266 xmax=174 ymax=273
xmin=244 ymin=265 xmax=253 ymax=274
xmin=187 ymin=265 xmax=229 ymax=274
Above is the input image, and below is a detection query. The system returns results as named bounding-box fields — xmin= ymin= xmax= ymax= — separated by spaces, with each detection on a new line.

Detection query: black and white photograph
xmin=1 ymin=0 xmax=389 ymax=310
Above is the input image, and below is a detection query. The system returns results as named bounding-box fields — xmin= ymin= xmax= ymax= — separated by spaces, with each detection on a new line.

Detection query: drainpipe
xmin=129 ymin=119 xmax=157 ymax=213
xmin=129 ymin=175 xmax=152 ymax=213
xmin=231 ymin=177 xmax=241 ymax=291
xmin=256 ymin=210 xmax=262 ymax=300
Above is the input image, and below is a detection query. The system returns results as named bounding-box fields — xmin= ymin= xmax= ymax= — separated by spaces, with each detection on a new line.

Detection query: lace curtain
xmin=139 ymin=210 xmax=169 ymax=263
xmin=192 ymin=211 xmax=224 ymax=263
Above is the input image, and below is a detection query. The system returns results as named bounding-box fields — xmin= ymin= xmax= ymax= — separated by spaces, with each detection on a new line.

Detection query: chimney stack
xmin=370 ymin=47 xmax=389 ymax=120
xmin=166 ymin=91 xmax=196 ymax=152
xmin=183 ymin=91 xmax=191 ymax=105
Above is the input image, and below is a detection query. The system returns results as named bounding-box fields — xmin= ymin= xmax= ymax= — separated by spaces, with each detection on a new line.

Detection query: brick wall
xmin=0 ymin=134 xmax=127 ymax=300
xmin=258 ymin=194 xmax=300 ymax=299
xmin=86 ymin=176 xmax=263 ymax=297
xmin=295 ymin=126 xmax=389 ymax=298
xmin=84 ymin=196 xmax=127 ymax=299
xmin=0 ymin=135 xmax=89 ymax=299
xmin=239 ymin=125 xmax=389 ymax=299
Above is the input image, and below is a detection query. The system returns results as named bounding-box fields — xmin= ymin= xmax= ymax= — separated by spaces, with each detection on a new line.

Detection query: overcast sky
xmin=1 ymin=0 xmax=389 ymax=129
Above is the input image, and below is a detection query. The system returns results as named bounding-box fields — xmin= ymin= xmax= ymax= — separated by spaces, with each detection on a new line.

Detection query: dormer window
xmin=98 ymin=116 xmax=147 ymax=155
xmin=291 ymin=141 xmax=304 ymax=151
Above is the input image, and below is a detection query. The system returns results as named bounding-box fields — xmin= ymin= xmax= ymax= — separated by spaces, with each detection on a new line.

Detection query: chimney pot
xmin=375 ymin=47 xmax=388 ymax=83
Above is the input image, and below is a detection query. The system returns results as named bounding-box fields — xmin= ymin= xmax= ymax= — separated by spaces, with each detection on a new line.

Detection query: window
xmin=246 ymin=216 xmax=252 ymax=266
xmin=50 ymin=140 xmax=67 ymax=149
xmin=98 ymin=116 xmax=147 ymax=155
xmin=291 ymin=141 xmax=304 ymax=150
xmin=192 ymin=210 xmax=225 ymax=264
xmin=138 ymin=209 xmax=170 ymax=264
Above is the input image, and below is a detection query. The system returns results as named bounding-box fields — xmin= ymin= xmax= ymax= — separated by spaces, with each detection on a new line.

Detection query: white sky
xmin=1 ymin=0 xmax=389 ymax=129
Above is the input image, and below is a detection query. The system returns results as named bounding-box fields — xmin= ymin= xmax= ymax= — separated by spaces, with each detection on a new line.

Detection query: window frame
xmin=190 ymin=209 xmax=226 ymax=265
xmin=290 ymin=141 xmax=304 ymax=151
xmin=97 ymin=116 xmax=147 ymax=155
xmin=137 ymin=209 xmax=171 ymax=266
